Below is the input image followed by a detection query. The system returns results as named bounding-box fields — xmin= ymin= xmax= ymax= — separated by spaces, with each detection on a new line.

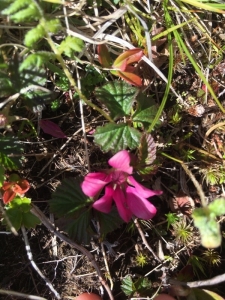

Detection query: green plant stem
xmin=31 ymin=0 xmax=114 ymax=123
xmin=148 ymin=0 xmax=174 ymax=132
xmin=171 ymin=1 xmax=225 ymax=113
xmin=47 ymin=35 xmax=114 ymax=122
xmin=160 ymin=152 xmax=183 ymax=163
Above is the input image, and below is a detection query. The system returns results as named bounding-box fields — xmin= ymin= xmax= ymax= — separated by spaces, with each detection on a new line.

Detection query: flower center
xmin=111 ymin=169 xmax=127 ymax=185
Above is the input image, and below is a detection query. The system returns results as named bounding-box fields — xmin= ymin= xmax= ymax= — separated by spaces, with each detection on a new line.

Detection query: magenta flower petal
xmin=40 ymin=120 xmax=67 ymax=138
xmin=128 ymin=176 xmax=162 ymax=198
xmin=92 ymin=185 xmax=114 ymax=213
xmin=108 ymin=150 xmax=133 ymax=174
xmin=81 ymin=172 xmax=111 ymax=197
xmin=126 ymin=186 xmax=157 ymax=219
xmin=113 ymin=186 xmax=133 ymax=222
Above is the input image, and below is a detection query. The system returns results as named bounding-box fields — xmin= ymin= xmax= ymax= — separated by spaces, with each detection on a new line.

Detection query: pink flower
xmin=81 ymin=150 xmax=162 ymax=222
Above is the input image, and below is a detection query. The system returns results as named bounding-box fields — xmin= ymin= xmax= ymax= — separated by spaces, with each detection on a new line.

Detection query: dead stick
xmin=30 ymin=204 xmax=114 ymax=300
xmin=169 ymin=272 xmax=225 ymax=288
xmin=133 ymin=218 xmax=161 ymax=262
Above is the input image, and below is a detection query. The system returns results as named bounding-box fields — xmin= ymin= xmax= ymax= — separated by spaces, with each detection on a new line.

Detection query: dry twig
xmin=30 ymin=204 xmax=114 ymax=300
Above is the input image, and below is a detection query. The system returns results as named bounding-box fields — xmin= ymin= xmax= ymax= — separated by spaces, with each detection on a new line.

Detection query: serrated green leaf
xmin=65 ymin=209 xmax=94 ymax=244
xmin=134 ymin=277 xmax=151 ymax=292
xmin=95 ymin=81 xmax=137 ymax=119
xmin=9 ymin=197 xmax=31 ymax=213
xmin=22 ymin=211 xmax=41 ymax=229
xmin=10 ymin=4 xmax=40 ymax=22
xmin=133 ymin=101 xmax=159 ymax=124
xmin=2 ymin=0 xmax=30 ymax=15
xmin=94 ymin=123 xmax=141 ymax=153
xmin=44 ymin=19 xmax=61 ymax=34
xmin=208 ymin=198 xmax=225 ymax=216
xmin=138 ymin=133 xmax=156 ymax=167
xmin=58 ymin=36 xmax=84 ymax=58
xmin=50 ymin=177 xmax=91 ymax=217
xmin=3 ymin=208 xmax=23 ymax=231
xmin=24 ymin=24 xmax=45 ymax=48
xmin=96 ymin=206 xmax=124 ymax=238
xmin=19 ymin=52 xmax=56 ymax=71
xmin=3 ymin=197 xmax=40 ymax=230
xmin=121 ymin=276 xmax=135 ymax=296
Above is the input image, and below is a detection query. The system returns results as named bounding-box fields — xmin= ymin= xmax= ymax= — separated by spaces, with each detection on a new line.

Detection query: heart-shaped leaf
xmin=94 ymin=123 xmax=141 ymax=153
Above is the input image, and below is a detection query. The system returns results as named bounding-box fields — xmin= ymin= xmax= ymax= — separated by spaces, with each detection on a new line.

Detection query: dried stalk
xmin=30 ymin=204 xmax=114 ymax=300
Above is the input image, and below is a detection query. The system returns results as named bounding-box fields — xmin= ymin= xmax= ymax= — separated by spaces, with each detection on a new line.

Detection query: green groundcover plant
xmin=1 ymin=0 xmax=225 ymax=299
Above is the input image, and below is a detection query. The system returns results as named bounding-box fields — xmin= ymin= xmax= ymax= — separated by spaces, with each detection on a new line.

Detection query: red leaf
xmin=40 ymin=120 xmax=67 ymax=138
xmin=116 ymin=71 xmax=142 ymax=87
xmin=3 ymin=189 xmax=16 ymax=204
xmin=97 ymin=44 xmax=112 ymax=68
xmin=113 ymin=48 xmax=143 ymax=68
xmin=14 ymin=180 xmax=30 ymax=194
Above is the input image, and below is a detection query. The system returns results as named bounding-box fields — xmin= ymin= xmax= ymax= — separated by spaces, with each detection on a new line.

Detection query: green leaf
xmin=0 ymin=0 xmax=14 ymax=11
xmin=65 ymin=209 xmax=94 ymax=244
xmin=24 ymin=24 xmax=45 ymax=48
xmin=0 ymin=165 xmax=5 ymax=187
xmin=44 ymin=19 xmax=61 ymax=35
xmin=137 ymin=133 xmax=156 ymax=166
xmin=50 ymin=177 xmax=91 ymax=217
xmin=133 ymin=95 xmax=160 ymax=125
xmin=192 ymin=207 xmax=221 ymax=248
xmin=10 ymin=4 xmax=40 ymax=22
xmin=58 ymin=36 xmax=84 ymax=58
xmin=96 ymin=206 xmax=124 ymax=238
xmin=3 ymin=197 xmax=40 ymax=230
xmin=21 ymin=211 xmax=41 ymax=229
xmin=200 ymin=219 xmax=221 ymax=249
xmin=94 ymin=123 xmax=141 ymax=153
xmin=19 ymin=52 xmax=56 ymax=71
xmin=190 ymin=288 xmax=224 ymax=300
xmin=134 ymin=277 xmax=152 ymax=295
xmin=0 ymin=136 xmax=24 ymax=170
xmin=121 ymin=276 xmax=135 ymax=297
xmin=4 ymin=208 xmax=22 ymax=231
xmin=95 ymin=81 xmax=137 ymax=120
xmin=208 ymin=198 xmax=225 ymax=216
xmin=2 ymin=0 xmax=30 ymax=15
xmin=9 ymin=197 xmax=31 ymax=213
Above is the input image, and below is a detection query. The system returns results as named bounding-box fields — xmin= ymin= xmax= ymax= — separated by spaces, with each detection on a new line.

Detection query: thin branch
xmin=30 ymin=204 xmax=114 ymax=300
xmin=0 ymin=289 xmax=47 ymax=300
xmin=21 ymin=226 xmax=61 ymax=299
xmin=169 ymin=272 xmax=225 ymax=288
xmin=180 ymin=162 xmax=207 ymax=207
xmin=133 ymin=218 xmax=161 ymax=262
